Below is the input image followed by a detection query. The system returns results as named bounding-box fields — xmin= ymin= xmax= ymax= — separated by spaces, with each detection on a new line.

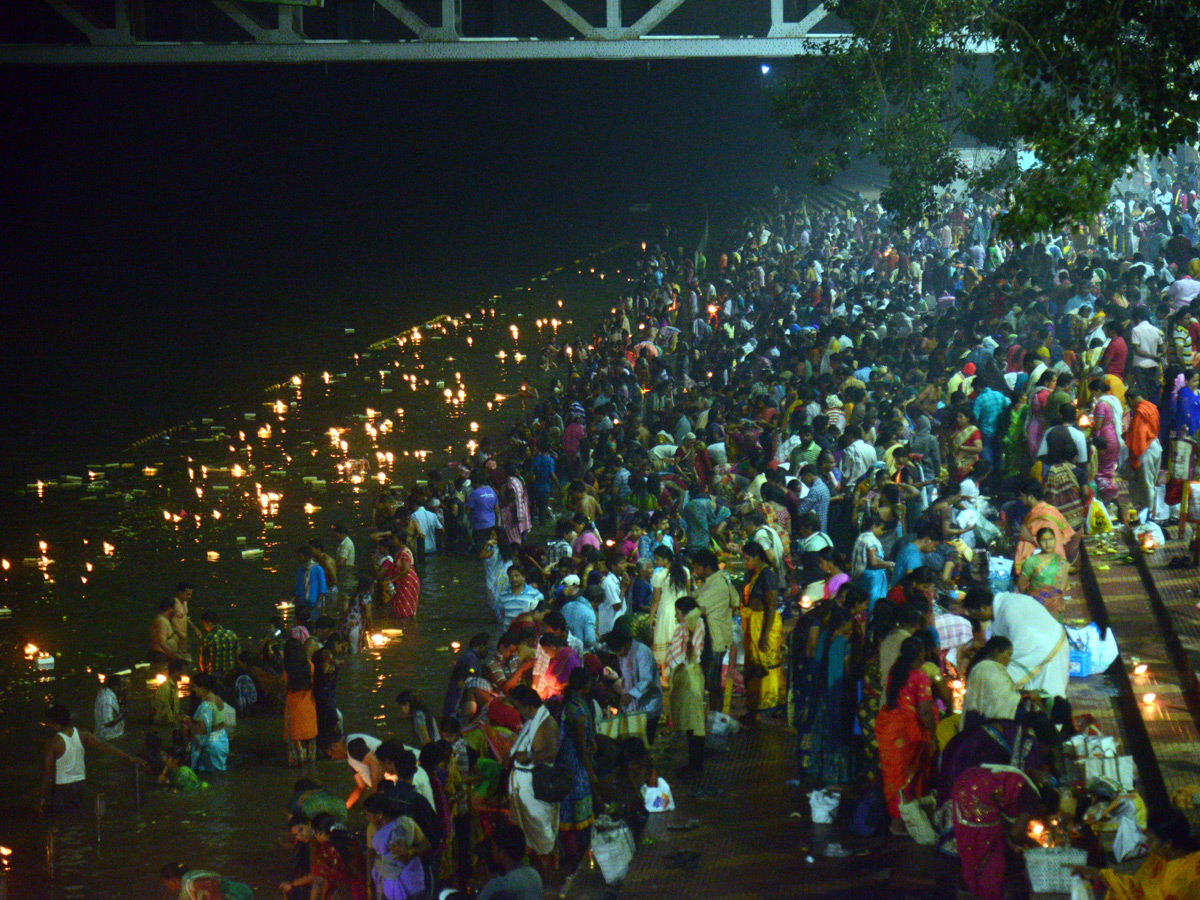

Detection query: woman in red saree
xmin=875 ymin=635 xmax=939 ymax=823
xmin=950 ymin=409 xmax=984 ymax=481
xmin=952 ymin=765 xmax=1058 ymax=900
xmin=385 ymin=536 xmax=421 ymax=619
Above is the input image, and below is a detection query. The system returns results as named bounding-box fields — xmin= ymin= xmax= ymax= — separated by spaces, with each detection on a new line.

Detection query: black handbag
xmin=531 ymin=761 xmax=572 ymax=802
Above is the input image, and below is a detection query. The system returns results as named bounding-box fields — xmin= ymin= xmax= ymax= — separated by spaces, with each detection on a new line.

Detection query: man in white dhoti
xmin=963 ymin=588 xmax=1069 ymax=700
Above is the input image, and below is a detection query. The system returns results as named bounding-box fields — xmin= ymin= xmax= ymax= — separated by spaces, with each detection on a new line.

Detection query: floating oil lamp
xmin=231 ymin=464 xmax=245 ymax=478
xmin=291 ymin=375 xmax=301 ymax=387
xmin=2 ymin=559 xmax=9 ymax=570
xmin=369 ymin=633 xmax=388 ymax=648
xmin=450 ymin=641 xmax=461 ymax=652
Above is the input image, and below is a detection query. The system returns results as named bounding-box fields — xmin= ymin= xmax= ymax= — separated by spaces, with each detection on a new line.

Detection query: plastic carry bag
xmin=592 ymin=815 xmax=636 ymax=884
xmin=809 ymin=788 xmax=841 ymax=824
xmin=642 ymin=777 xmax=676 ymax=813
xmin=1088 ymin=499 xmax=1114 ymax=534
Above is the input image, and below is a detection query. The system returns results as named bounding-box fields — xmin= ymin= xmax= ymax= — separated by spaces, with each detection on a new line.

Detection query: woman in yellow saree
xmin=1073 ymin=810 xmax=1200 ymax=900
xmin=741 ymin=540 xmax=784 ymax=726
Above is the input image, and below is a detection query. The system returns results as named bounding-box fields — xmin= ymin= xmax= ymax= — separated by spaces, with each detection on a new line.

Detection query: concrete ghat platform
xmin=563 ymin=531 xmax=1191 ymax=899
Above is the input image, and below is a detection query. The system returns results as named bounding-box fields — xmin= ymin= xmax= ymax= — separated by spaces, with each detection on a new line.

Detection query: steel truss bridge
xmin=2 ymin=0 xmax=855 ymax=65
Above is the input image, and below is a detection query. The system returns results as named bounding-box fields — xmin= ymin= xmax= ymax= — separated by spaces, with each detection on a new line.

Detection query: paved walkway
xmin=564 ymin=520 xmax=1200 ymax=899
xmin=1087 ymin=509 xmax=1200 ymax=826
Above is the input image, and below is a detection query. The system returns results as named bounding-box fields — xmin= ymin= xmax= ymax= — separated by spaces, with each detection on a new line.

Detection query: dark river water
xmin=0 ymin=254 xmax=625 ymax=899
xmin=0 ymin=58 xmax=807 ymax=898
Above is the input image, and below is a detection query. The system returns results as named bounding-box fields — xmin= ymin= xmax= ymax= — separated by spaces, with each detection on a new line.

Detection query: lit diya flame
xmin=155 ymin=673 xmax=168 ymax=685
xmin=799 ymin=595 xmax=813 ymax=610
xmin=369 ymin=633 xmax=388 ymax=648
xmin=1078 ymin=414 xmax=1094 ymax=428
xmin=1141 ymin=533 xmax=1157 ymax=551
xmin=1143 ymin=692 xmax=1157 ymax=705
xmin=1133 ymin=663 xmax=1149 ymax=675
xmin=450 ymin=641 xmax=461 ymax=652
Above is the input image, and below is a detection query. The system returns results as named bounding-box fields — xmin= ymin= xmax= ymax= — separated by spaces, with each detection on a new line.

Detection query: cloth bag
xmin=898 ymin=795 xmax=937 ymax=844
xmin=592 ymin=815 xmax=636 ymax=884
xmin=597 ymin=711 xmax=647 ymax=745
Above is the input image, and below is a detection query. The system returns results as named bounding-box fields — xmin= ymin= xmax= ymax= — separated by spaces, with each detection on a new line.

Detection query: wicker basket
xmin=1025 ymin=846 xmax=1088 ymax=893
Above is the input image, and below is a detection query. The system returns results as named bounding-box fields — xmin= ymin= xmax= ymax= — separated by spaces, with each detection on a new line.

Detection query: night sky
xmin=0 ymin=59 xmax=800 ymax=475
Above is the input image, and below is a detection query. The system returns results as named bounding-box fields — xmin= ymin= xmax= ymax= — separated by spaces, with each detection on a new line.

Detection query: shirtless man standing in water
xmin=149 ymin=585 xmax=192 ymax=663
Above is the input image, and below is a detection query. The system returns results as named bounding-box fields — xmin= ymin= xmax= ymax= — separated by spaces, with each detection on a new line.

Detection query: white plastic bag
xmin=707 ymin=711 xmax=740 ymax=736
xmin=642 ymin=777 xmax=675 ymax=813
xmin=1112 ymin=799 xmax=1150 ymax=862
xmin=809 ymin=788 xmax=841 ymax=824
xmin=592 ymin=816 xmax=636 ymax=884
xmin=1070 ymin=875 xmax=1097 ymax=900
xmin=1065 ymin=622 xmax=1120 ymax=674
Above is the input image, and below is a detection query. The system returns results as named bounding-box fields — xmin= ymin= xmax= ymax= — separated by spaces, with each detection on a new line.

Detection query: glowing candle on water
xmin=370 ymin=633 xmax=387 ymax=647
xmin=155 ymin=673 xmax=168 ymax=685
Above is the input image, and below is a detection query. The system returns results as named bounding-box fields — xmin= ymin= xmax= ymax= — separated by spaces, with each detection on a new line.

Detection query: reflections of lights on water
xmin=0 ymin=244 xmax=617 ymax=896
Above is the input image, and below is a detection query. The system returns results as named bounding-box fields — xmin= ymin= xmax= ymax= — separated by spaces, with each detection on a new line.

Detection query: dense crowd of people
xmin=36 ymin=151 xmax=1200 ymax=899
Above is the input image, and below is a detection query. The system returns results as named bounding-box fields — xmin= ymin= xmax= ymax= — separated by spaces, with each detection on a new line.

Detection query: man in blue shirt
xmin=559 ymin=577 xmax=598 ymax=649
xmin=495 ymin=567 xmax=545 ymax=630
xmin=466 ymin=479 xmax=498 ymax=550
xmin=295 ymin=545 xmax=327 ymax=624
xmin=794 ymin=464 xmax=831 ymax=533
xmin=890 ymin=525 xmax=942 ymax=587
xmin=529 ymin=450 xmax=558 ymax=527
xmin=973 ymin=384 xmax=1011 ymax=474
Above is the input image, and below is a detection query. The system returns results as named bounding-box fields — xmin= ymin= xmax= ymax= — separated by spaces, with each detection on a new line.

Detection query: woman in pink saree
xmin=1026 ymin=371 xmax=1056 ymax=459
xmin=952 ymin=765 xmax=1058 ymax=900
xmin=1088 ymin=376 xmax=1123 ymax=501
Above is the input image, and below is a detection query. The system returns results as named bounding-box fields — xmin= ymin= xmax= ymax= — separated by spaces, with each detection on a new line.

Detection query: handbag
xmin=531 ymin=761 xmax=572 ymax=803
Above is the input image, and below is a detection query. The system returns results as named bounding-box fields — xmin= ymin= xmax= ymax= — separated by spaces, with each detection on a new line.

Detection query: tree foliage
xmin=771 ymin=0 xmax=1200 ymax=237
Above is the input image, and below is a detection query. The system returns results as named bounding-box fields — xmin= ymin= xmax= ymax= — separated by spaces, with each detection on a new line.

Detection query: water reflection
xmin=0 ymin=246 xmax=626 ymax=898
